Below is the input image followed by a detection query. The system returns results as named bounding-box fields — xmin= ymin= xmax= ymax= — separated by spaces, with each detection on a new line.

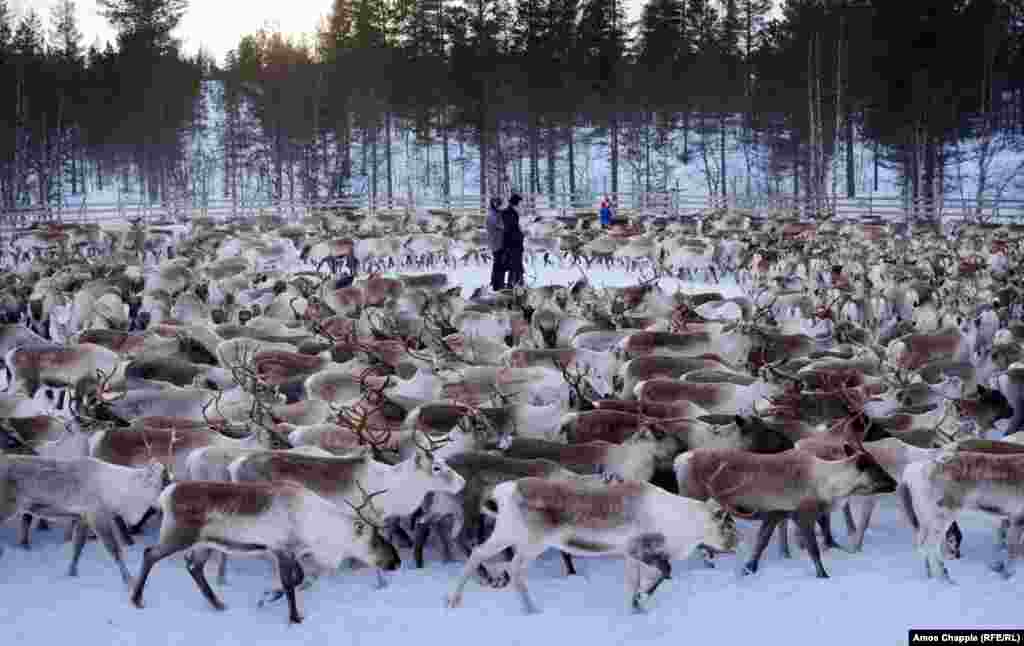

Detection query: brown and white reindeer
xmin=227 ymin=443 xmax=465 ymax=594
xmin=896 ymin=433 xmax=1024 ymax=582
xmin=4 ymin=342 xmax=126 ymax=405
xmin=129 ymin=480 xmax=401 ymax=624
xmin=445 ymin=476 xmax=740 ymax=614
xmin=674 ymin=444 xmax=898 ymax=578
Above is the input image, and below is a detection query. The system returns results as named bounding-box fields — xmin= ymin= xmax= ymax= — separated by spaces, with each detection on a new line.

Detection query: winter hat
xmin=509 ymin=194 xmax=522 ymax=206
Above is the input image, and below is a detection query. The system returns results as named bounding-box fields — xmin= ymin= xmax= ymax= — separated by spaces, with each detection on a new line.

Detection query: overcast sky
xmin=19 ymin=0 xmax=648 ymax=65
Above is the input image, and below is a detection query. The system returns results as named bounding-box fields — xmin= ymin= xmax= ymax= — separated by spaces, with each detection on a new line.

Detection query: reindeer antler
xmin=342 ymin=479 xmax=388 ymax=530
xmin=705 ymin=462 xmax=757 ymax=519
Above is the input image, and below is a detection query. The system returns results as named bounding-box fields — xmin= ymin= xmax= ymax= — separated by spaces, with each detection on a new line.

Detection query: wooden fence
xmin=2 ymin=191 xmax=1024 ymax=227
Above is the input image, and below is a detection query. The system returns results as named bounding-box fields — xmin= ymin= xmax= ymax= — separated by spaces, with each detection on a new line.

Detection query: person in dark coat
xmin=502 ymin=194 xmax=525 ymax=287
xmin=486 ymin=196 xmax=506 ymax=290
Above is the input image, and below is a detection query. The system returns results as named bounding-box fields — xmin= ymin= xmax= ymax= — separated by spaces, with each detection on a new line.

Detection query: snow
xmin=1 ymin=259 xmax=1015 ymax=644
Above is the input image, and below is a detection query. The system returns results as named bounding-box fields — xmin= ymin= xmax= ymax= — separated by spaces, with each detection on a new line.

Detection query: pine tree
xmin=12 ymin=8 xmax=44 ymax=56
xmin=49 ymin=0 xmax=83 ymax=62
xmin=97 ymin=0 xmax=188 ymax=53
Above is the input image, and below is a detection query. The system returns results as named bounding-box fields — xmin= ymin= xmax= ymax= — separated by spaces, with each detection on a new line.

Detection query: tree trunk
xmin=441 ymin=106 xmax=450 ymax=202
xmin=610 ymin=113 xmax=619 ymax=199
xmin=793 ymin=133 xmax=800 ymax=200
xmin=529 ymin=115 xmax=539 ymax=195
xmin=567 ymin=117 xmax=575 ymax=200
xmin=873 ymin=137 xmax=879 ymax=192
xmin=385 ymin=110 xmax=393 ymax=208
xmin=371 ymin=115 xmax=378 ymax=208
xmin=546 ymin=121 xmax=556 ymax=198
xmin=923 ymin=130 xmax=936 ymax=218
xmin=719 ymin=111 xmax=727 ymax=199
xmin=479 ymin=87 xmax=487 ymax=208
xmin=845 ymin=111 xmax=855 ymax=198
xmin=341 ymin=107 xmax=352 ymax=195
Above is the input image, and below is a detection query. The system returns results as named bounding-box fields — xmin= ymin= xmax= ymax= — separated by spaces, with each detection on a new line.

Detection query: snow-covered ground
xmin=1 ymin=260 xmax=1015 ymax=645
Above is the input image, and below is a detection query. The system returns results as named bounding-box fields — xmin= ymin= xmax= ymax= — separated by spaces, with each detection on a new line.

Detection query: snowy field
xmin=0 ymin=259 xmax=1016 ymax=646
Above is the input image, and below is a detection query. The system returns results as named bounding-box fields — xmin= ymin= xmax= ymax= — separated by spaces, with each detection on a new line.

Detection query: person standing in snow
xmin=486 ymin=196 xmax=506 ymax=290
xmin=599 ymin=197 xmax=614 ymax=228
xmin=502 ymin=194 xmax=525 ymax=287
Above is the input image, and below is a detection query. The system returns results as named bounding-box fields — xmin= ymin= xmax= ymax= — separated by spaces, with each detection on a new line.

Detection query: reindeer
xmin=445 ymin=477 xmax=740 ymax=614
xmin=227 ymin=442 xmax=465 ymax=595
xmin=0 ymin=455 xmax=167 ymax=583
xmin=899 ymin=449 xmax=1024 ymax=583
xmin=674 ymin=445 xmax=897 ymax=578
xmin=129 ymin=480 xmax=401 ymax=624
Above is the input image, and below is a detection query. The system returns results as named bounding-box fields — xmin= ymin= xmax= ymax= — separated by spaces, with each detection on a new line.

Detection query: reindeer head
xmin=408 ymin=439 xmax=466 ymax=497
xmin=339 ymin=482 xmax=401 ymax=572
xmin=840 ymin=443 xmax=898 ymax=496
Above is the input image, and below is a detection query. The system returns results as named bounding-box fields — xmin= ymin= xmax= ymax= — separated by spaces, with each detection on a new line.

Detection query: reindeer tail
xmin=897 ymin=481 xmax=919 ymax=531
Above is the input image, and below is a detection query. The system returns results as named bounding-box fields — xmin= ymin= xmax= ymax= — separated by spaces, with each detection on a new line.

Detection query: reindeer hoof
xmin=130 ymin=596 xmax=145 ymax=609
xmin=990 ymin=561 xmax=1007 ymax=573
xmin=816 ymin=572 xmax=830 ymax=579
xmin=289 ymin=613 xmax=304 ymax=624
xmin=631 ymin=595 xmax=649 ymax=614
xmin=445 ymin=594 xmax=463 ymax=609
xmin=67 ymin=568 xmax=78 ymax=578
xmin=259 ymin=590 xmax=285 ymax=607
xmin=742 ymin=562 xmax=759 ymax=576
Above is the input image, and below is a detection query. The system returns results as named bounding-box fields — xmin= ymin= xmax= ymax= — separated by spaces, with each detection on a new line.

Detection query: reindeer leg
xmin=560 ymin=551 xmax=577 ymax=576
xmin=850 ymin=497 xmax=877 ymax=552
xmin=447 ymin=534 xmax=515 ymax=609
xmin=91 ymin=510 xmax=135 ymax=585
xmin=508 ymin=545 xmax=544 ymax=615
xmin=794 ymin=510 xmax=829 ymax=579
xmin=67 ymin=517 xmax=88 ymax=577
xmin=744 ymin=513 xmax=783 ymax=575
xmin=818 ymin=511 xmax=843 ymax=551
xmin=275 ymin=551 xmax=305 ymax=624
xmin=843 ymin=501 xmax=858 ymax=537
xmin=184 ymin=547 xmax=227 ymax=611
xmin=129 ymin=507 xmax=157 ymax=536
xmin=439 ymin=517 xmax=457 ymax=564
xmin=991 ymin=519 xmax=1010 ymax=573
xmin=777 ymin=518 xmax=792 ymax=559
xmin=999 ymin=516 xmax=1024 ymax=580
xmin=18 ymin=512 xmax=32 ymax=549
xmin=114 ymin=514 xmax=135 ymax=546
xmin=131 ymin=526 xmax=201 ymax=608
xmin=413 ymin=521 xmax=431 ymax=569
xmin=216 ymin=552 xmax=229 ymax=586
xmin=625 ymin=557 xmax=645 ymax=613
xmin=389 ymin=520 xmax=414 ymax=549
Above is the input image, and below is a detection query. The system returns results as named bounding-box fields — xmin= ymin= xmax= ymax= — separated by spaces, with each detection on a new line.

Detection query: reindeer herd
xmin=1 ymin=208 xmax=1024 ymax=623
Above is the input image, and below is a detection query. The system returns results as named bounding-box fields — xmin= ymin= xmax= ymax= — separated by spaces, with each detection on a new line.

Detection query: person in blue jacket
xmin=599 ymin=197 xmax=614 ymax=227
xmin=502 ymin=194 xmax=525 ymax=287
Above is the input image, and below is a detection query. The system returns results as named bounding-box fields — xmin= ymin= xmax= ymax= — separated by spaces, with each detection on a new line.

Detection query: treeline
xmin=2 ymin=0 xmax=1024 ymax=213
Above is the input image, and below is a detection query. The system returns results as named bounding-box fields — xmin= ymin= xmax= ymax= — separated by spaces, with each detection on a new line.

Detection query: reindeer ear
xmin=842 ymin=443 xmax=857 ymax=458
xmin=353 ymin=520 xmax=366 ymax=536
xmin=734 ymin=414 xmax=746 ymax=429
